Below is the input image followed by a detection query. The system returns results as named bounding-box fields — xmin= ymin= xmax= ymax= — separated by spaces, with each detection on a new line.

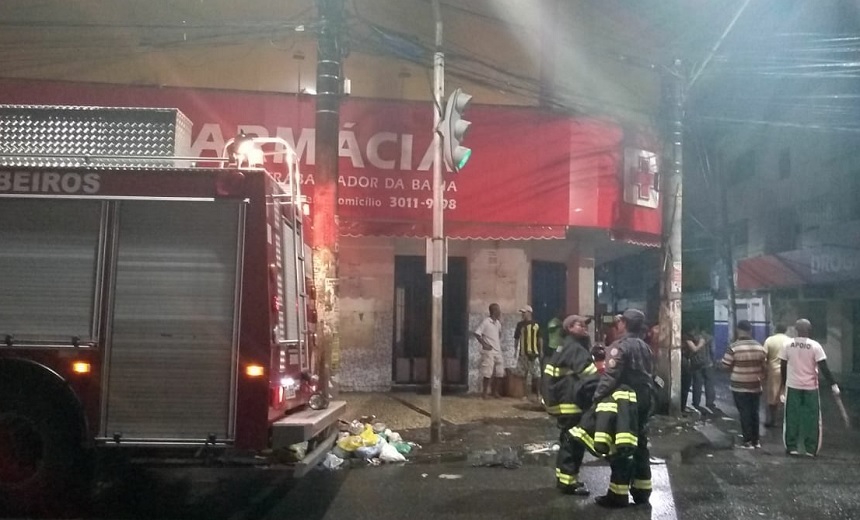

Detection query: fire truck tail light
xmin=72 ymin=361 xmax=91 ymax=374
xmin=245 ymin=364 xmax=265 ymax=377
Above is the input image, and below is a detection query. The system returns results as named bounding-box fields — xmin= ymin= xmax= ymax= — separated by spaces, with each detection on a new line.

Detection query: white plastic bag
xmin=379 ymin=442 xmax=407 ymax=462
xmin=323 ymin=452 xmax=345 ymax=470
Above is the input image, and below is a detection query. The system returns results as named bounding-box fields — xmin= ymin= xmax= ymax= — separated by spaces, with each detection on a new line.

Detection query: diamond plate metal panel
xmin=0 ymin=105 xmax=193 ymax=168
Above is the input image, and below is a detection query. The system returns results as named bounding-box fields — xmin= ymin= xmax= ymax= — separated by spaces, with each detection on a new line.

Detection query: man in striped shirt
xmin=721 ymin=320 xmax=768 ymax=449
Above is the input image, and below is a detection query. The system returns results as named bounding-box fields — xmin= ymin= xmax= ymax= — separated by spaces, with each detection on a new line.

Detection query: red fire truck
xmin=0 ymin=105 xmax=345 ymax=514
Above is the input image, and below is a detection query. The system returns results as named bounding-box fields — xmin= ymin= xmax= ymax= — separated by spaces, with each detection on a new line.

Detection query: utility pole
xmin=656 ymin=0 xmax=749 ymax=414
xmin=718 ymin=154 xmax=737 ymax=343
xmin=429 ymin=0 xmax=445 ymax=444
xmin=658 ymin=59 xmax=684 ymax=416
xmin=313 ymin=0 xmax=344 ymax=396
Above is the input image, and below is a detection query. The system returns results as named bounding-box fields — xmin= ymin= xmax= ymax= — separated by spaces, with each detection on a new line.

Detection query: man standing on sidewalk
xmin=720 ymin=320 xmax=767 ymax=449
xmin=687 ymin=326 xmax=717 ymax=415
xmin=514 ymin=305 xmax=542 ymax=402
xmin=763 ymin=323 xmax=790 ymax=427
xmin=779 ymin=318 xmax=840 ymax=457
xmin=474 ymin=303 xmax=504 ymax=399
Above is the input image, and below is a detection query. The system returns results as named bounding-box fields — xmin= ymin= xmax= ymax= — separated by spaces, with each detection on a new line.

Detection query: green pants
xmin=783 ymin=387 xmax=821 ymax=455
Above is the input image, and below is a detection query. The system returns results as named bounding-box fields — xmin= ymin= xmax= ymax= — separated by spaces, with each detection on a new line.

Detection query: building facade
xmin=728 ymin=127 xmax=860 ymax=375
xmin=0 ymin=0 xmax=669 ymax=391
xmin=676 ymin=0 xmax=860 ymax=376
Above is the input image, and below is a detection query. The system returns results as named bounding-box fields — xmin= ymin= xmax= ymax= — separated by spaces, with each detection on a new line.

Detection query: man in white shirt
xmin=762 ymin=323 xmax=790 ymax=427
xmin=779 ymin=318 xmax=840 ymax=457
xmin=474 ymin=303 xmax=504 ymax=399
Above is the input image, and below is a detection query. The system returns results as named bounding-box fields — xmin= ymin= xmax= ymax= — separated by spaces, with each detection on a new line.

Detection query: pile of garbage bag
xmin=323 ymin=417 xmax=420 ymax=469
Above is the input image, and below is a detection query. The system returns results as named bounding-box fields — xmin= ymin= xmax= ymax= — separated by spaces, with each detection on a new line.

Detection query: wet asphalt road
xmin=223 ymin=462 xmax=678 ymax=520
xmin=12 ymin=379 xmax=860 ymax=519
xmin=75 ymin=436 xmax=860 ymax=520
xmin=672 ymin=445 xmax=860 ymax=520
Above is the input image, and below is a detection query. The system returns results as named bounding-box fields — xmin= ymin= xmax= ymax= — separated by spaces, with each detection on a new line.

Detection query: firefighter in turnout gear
xmin=591 ymin=308 xmax=654 ymax=509
xmin=541 ymin=314 xmax=599 ymax=496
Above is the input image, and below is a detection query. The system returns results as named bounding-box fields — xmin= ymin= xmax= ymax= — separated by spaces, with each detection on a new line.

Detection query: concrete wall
xmin=336 ymin=237 xmax=394 ymax=391
xmin=825 ymin=299 xmax=846 ymax=374
xmin=333 ymin=236 xmax=600 ymax=393
xmin=336 ymin=238 xmax=545 ymax=392
xmin=840 ymin=299 xmax=855 ymax=375
xmin=722 ymin=128 xmax=860 ymax=259
xmin=466 ymin=245 xmax=529 ymax=392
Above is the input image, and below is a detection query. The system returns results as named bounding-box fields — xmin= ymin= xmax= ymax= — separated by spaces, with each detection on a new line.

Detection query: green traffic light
xmin=457 ymin=149 xmax=472 ymax=169
xmin=441 ymin=88 xmax=473 ymax=172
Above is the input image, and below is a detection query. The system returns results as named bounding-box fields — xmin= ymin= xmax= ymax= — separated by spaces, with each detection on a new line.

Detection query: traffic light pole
xmin=657 ymin=0 xmax=749 ymax=416
xmin=430 ymin=0 xmax=445 ymax=444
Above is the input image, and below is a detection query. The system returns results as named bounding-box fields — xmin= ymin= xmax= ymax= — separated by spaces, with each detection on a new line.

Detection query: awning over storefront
xmin=737 ymin=255 xmax=807 ymax=290
xmin=609 ymin=229 xmax=662 ymax=248
xmin=340 ymin=220 xmax=566 ymax=240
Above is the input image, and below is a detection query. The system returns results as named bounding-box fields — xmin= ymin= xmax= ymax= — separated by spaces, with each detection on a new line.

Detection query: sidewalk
xmin=339 ymin=369 xmax=860 ymax=464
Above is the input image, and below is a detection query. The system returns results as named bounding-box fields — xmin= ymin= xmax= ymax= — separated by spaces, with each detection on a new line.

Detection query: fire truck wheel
xmin=0 ymin=373 xmax=92 ymax=517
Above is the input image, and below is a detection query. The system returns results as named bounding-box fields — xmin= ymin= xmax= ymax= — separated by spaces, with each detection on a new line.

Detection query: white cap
xmin=519 ymin=305 xmax=533 ymax=313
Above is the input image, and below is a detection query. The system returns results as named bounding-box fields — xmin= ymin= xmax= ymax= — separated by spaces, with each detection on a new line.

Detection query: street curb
xmin=386 ymin=394 xmax=458 ymax=428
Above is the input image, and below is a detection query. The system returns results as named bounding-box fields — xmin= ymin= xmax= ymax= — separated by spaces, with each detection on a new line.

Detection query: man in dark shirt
xmin=514 ymin=305 xmax=542 ymax=401
xmin=687 ymin=326 xmax=716 ymax=415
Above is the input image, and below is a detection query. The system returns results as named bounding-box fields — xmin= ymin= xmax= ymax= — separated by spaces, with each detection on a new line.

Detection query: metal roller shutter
xmin=104 ymin=200 xmax=241 ymax=442
xmin=0 ymin=199 xmax=102 ymax=344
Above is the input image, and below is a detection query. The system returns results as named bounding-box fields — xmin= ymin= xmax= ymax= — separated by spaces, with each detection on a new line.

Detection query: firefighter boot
xmin=631 ymin=480 xmax=652 ymax=506
xmin=595 ymin=494 xmax=629 ymax=509
xmin=630 ymin=443 xmax=652 ymax=505
xmin=596 ymin=455 xmax=633 ymax=508
xmin=555 ymin=468 xmax=589 ymax=496
xmin=557 ymin=481 xmax=590 ymax=496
